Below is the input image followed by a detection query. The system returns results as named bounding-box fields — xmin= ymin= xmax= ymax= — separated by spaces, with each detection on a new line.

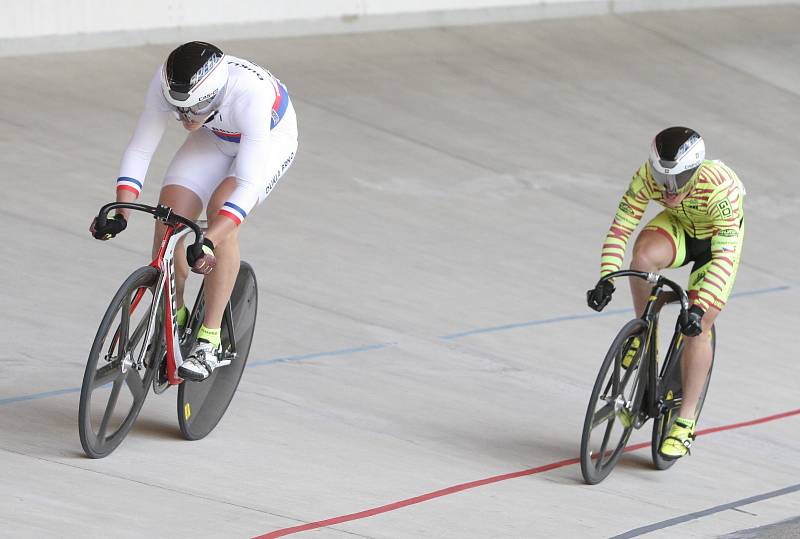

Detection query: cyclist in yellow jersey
xmin=587 ymin=126 xmax=745 ymax=460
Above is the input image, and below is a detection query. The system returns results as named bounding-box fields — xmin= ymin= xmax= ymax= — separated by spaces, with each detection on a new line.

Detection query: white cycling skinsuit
xmin=116 ymin=56 xmax=298 ymax=225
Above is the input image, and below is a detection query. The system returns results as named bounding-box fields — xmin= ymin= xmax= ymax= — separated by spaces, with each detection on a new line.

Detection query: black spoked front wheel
xmin=580 ymin=319 xmax=647 ymax=484
xmin=651 ymin=325 xmax=716 ymax=470
xmin=177 ymin=261 xmax=258 ymax=440
xmin=79 ymin=266 xmax=161 ymax=458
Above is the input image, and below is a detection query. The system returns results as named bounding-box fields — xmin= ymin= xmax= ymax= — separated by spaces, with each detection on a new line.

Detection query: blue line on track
xmin=610 ymin=483 xmax=800 ymax=538
xmin=247 ymin=342 xmax=395 ymax=367
xmin=438 ymin=307 xmax=631 ymax=340
xmin=0 ymin=387 xmax=81 ymax=406
xmin=437 ymin=284 xmax=792 ymax=340
xmin=727 ymin=284 xmax=790 ymax=298
xmin=0 ymin=285 xmax=789 ymax=406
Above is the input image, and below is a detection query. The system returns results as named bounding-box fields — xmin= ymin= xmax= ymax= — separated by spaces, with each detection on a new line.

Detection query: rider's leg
xmin=158 ymin=130 xmax=235 ymax=317
xmin=660 ymin=307 xmax=718 ymax=459
xmin=629 ymin=212 xmax=686 ymax=316
xmin=175 ymin=177 xmax=239 ymax=382
xmin=151 ymin=185 xmax=203 ymax=310
xmin=201 ymin=176 xmax=241 ymax=330
xmin=629 ymin=230 xmax=675 ymax=315
xmin=679 ymin=306 xmax=720 ymax=419
xmin=617 ymin=229 xmax=675 ymax=369
xmin=622 ymin=212 xmax=686 ymax=369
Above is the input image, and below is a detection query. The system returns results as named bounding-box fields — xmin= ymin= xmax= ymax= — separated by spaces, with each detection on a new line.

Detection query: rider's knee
xmin=631 ymin=231 xmax=672 ymax=271
xmin=207 ymin=177 xmax=239 ymax=216
xmin=684 ymin=331 xmax=713 ymax=352
xmin=630 ymin=244 xmax=659 ymax=271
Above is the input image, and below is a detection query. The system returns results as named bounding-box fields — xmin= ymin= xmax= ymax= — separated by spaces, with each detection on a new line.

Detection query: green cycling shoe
xmin=659 ymin=417 xmax=696 ymax=460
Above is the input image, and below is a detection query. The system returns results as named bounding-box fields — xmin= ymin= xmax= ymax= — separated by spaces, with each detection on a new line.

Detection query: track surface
xmin=2 ymin=5 xmax=799 ymax=538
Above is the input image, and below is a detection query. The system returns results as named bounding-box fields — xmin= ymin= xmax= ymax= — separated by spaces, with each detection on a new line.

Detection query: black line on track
xmin=609 ymin=483 xmax=800 ymax=538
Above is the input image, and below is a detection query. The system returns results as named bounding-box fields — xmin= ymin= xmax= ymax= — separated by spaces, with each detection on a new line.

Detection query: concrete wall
xmin=1 ymin=0 xmax=797 ymax=56
xmin=4 ymin=1 xmax=549 ymax=37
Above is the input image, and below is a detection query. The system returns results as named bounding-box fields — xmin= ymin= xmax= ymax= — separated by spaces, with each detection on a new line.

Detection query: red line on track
xmin=254 ymin=408 xmax=800 ymax=538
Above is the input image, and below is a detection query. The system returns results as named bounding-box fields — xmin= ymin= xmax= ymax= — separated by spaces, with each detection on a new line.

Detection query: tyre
xmin=177 ymin=261 xmax=258 ymax=440
xmin=580 ymin=318 xmax=648 ymax=484
xmin=79 ymin=266 xmax=161 ymax=458
xmin=651 ymin=325 xmax=715 ymax=469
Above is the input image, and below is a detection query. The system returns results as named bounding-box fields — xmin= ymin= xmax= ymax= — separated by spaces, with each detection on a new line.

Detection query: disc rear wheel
xmin=177 ymin=261 xmax=258 ymax=440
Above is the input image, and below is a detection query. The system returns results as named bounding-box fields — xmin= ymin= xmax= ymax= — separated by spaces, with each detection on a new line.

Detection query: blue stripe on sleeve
xmin=223 ymin=201 xmax=248 ymax=217
xmin=117 ymin=177 xmax=143 ymax=188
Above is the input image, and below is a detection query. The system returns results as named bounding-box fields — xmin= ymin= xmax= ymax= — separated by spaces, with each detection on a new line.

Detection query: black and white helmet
xmin=161 ymin=41 xmax=229 ymax=117
xmin=648 ymin=126 xmax=705 ymax=196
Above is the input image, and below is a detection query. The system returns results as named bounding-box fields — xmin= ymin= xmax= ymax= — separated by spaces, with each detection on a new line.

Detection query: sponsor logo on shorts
xmin=264 ymin=152 xmax=295 ymax=198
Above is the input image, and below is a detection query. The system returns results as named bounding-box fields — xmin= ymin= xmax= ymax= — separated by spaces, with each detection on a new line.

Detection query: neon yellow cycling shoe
xmin=659 ymin=417 xmax=696 ymax=460
xmin=621 ymin=336 xmax=641 ymax=369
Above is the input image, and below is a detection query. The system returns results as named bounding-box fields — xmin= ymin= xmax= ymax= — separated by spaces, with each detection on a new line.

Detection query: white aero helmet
xmin=161 ymin=41 xmax=229 ymax=116
xmin=648 ymin=126 xmax=705 ymax=196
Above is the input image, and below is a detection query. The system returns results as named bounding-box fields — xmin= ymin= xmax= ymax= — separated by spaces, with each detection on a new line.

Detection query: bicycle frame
xmin=595 ymin=270 xmax=690 ymax=426
xmin=633 ymin=289 xmax=686 ymax=423
xmin=96 ymin=202 xmax=205 ymax=386
xmin=150 ymin=223 xmax=194 ymax=384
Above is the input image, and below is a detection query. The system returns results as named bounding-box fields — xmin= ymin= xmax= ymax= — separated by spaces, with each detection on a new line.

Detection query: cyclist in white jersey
xmin=90 ymin=41 xmax=298 ymax=381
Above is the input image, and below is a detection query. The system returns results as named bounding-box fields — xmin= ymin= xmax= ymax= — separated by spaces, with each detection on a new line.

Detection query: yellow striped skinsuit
xmin=601 ymin=160 xmax=745 ymax=312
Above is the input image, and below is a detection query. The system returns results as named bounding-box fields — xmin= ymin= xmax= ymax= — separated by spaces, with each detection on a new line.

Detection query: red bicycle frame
xmin=97 ymin=202 xmax=205 ymax=387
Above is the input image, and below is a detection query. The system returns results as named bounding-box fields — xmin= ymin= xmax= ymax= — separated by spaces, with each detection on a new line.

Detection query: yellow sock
xmin=197 ymin=325 xmax=221 ymax=347
xmin=176 ymin=305 xmax=189 ymax=328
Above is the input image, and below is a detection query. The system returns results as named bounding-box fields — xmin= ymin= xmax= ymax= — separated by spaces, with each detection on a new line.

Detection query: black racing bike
xmin=580 ymin=270 xmax=715 ymax=484
xmin=78 ymin=202 xmax=258 ymax=458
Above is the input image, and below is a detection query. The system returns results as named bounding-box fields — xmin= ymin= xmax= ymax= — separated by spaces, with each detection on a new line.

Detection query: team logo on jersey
xmin=692 ymin=271 xmax=706 ymax=287
xmin=716 ymin=200 xmax=733 ymax=218
xmin=618 ymin=201 xmax=635 ymax=216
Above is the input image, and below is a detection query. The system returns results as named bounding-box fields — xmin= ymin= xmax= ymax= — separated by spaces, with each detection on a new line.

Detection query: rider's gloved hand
xmin=90 ymin=214 xmax=127 ymax=240
xmin=187 ymin=238 xmax=216 ymax=275
xmin=587 ymin=280 xmax=615 ymax=312
xmin=680 ymin=305 xmax=704 ymax=337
